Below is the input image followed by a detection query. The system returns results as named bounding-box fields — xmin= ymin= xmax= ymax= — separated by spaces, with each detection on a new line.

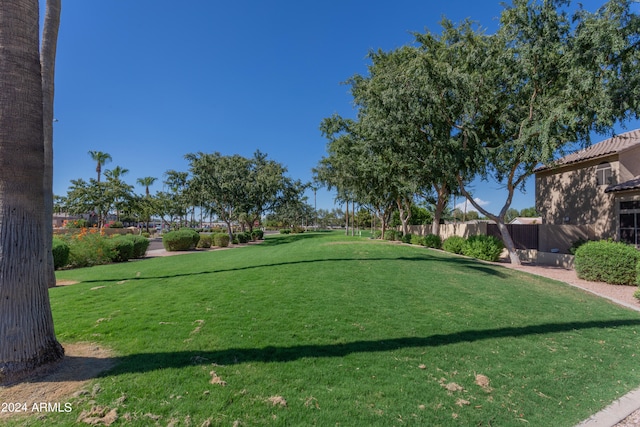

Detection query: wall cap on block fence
xmin=514 ymin=249 xmax=575 ymax=268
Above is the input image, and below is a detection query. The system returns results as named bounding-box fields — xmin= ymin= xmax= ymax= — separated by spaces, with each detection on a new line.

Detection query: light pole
xmin=313 ymin=186 xmax=317 ymax=229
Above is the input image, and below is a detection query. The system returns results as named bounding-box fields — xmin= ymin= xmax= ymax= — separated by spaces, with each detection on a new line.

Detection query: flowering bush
xmin=64 ymin=230 xmax=115 ymax=268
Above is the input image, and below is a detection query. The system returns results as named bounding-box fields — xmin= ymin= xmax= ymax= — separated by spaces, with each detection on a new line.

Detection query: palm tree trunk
xmin=0 ymin=0 xmax=64 ymax=384
xmin=41 ymin=0 xmax=61 ymax=288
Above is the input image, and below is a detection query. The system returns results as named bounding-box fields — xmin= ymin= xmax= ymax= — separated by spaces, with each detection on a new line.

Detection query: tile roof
xmin=605 ymin=176 xmax=640 ymax=193
xmin=536 ymin=129 xmax=640 ymax=171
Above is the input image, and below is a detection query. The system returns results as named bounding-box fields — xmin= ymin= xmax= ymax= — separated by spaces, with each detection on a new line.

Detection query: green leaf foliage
xmin=213 ymin=233 xmax=230 ymax=247
xmin=197 ymin=234 xmax=212 ymax=249
xmin=123 ymin=234 xmax=150 ymax=258
xmin=442 ymin=236 xmax=466 ymax=255
xmin=52 ymin=237 xmax=70 ymax=269
xmin=574 ymin=240 xmax=640 ymax=285
xmin=163 ymin=229 xmax=200 ymax=251
xmin=423 ymin=234 xmax=443 ymax=249
xmin=463 ymin=235 xmax=504 ymax=262
xmin=107 ymin=236 xmax=134 ymax=262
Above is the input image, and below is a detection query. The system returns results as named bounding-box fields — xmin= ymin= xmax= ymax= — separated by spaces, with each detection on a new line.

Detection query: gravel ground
xmin=499 ymin=262 xmax=640 ymax=427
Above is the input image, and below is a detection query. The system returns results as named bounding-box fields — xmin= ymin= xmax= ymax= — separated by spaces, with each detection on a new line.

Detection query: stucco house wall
xmin=535 ymin=154 xmax=618 ymax=239
xmin=619 ymin=145 xmax=640 ymax=179
xmin=536 ymin=129 xmax=640 ymax=246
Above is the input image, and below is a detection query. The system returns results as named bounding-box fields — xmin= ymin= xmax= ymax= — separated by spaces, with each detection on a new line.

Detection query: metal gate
xmin=487 ymin=224 xmax=539 ymax=250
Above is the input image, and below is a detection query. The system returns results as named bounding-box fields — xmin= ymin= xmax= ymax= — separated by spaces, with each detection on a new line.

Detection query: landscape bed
xmin=10 ymin=231 xmax=640 ymax=426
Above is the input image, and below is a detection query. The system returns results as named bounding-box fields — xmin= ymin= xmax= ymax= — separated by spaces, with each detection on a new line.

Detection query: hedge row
xmin=163 ymin=229 xmax=201 ymax=251
xmin=575 ymin=240 xmax=640 ymax=286
xmin=376 ymin=230 xmax=504 ymax=262
xmin=53 ymin=233 xmax=150 ymax=269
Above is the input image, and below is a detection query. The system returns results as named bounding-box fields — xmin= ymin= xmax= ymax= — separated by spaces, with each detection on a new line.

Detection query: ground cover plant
xmin=23 ymin=232 xmax=640 ymax=425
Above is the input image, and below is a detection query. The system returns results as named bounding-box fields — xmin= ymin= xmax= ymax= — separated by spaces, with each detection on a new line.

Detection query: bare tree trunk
xmin=397 ymin=196 xmax=412 ymax=236
xmin=457 ymin=176 xmax=520 ymax=265
xmin=496 ymin=221 xmax=520 ymax=265
xmin=345 ymin=201 xmax=349 ymax=236
xmin=351 ymin=200 xmax=355 ymax=236
xmin=0 ymin=0 xmax=64 ymax=384
xmin=431 ymin=184 xmax=449 ymax=237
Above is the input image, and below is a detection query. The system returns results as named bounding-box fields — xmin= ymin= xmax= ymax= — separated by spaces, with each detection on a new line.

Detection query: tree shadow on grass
xmin=97 ymin=318 xmax=640 ymax=377
xmin=258 ymin=232 xmax=331 ymax=247
xmin=72 ymin=254 xmax=513 ymax=284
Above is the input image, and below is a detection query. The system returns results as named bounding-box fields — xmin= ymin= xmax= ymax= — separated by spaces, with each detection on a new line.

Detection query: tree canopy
xmin=315 ymin=0 xmax=640 ymax=264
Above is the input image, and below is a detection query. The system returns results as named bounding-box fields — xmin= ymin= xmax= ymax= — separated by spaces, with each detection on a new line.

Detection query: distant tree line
xmin=57 ymin=150 xmax=309 ymax=238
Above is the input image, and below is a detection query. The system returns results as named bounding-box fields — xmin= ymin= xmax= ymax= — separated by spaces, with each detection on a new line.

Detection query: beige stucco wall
xmin=535 ymin=155 xmax=617 ymax=239
xmin=618 ymin=145 xmax=640 ymax=179
xmin=405 ymin=222 xmax=487 ymax=239
xmin=538 ymin=224 xmax=596 ymax=253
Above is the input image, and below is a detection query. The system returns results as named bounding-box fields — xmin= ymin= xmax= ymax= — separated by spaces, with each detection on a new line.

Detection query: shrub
xmin=384 ymin=230 xmax=398 ymax=241
xmin=372 ymin=230 xmax=382 ymax=239
xmin=197 ymin=234 xmax=212 ymax=248
xmin=235 ymin=232 xmax=250 ymax=244
xmin=401 ymin=233 xmax=412 ymax=244
xmin=280 ymin=229 xmax=291 ymax=234
xmin=163 ymin=229 xmax=200 ymax=251
xmin=67 ymin=232 xmax=115 ymax=268
xmin=423 ymin=234 xmax=442 ymax=249
xmin=443 ymin=236 xmax=466 ymax=254
xmin=569 ymin=237 xmax=591 ymax=255
xmin=634 ymin=288 xmax=640 ymax=301
xmin=65 ymin=218 xmax=88 ymax=228
xmin=107 ymin=236 xmax=134 ymax=262
xmin=410 ymin=234 xmax=424 ymax=245
xmin=574 ymin=240 xmax=640 ymax=285
xmin=463 ymin=235 xmax=504 ymax=262
xmin=141 ymin=232 xmax=150 ymax=238
xmin=124 ymin=234 xmax=150 ymax=258
xmin=52 ymin=237 xmax=70 ymax=269
xmin=291 ymin=226 xmax=305 ymax=234
xmin=213 ymin=233 xmax=230 ymax=248
xmin=251 ymin=229 xmax=264 ymax=240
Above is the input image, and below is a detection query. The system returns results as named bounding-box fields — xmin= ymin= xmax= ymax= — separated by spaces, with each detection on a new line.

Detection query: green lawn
xmin=15 ymin=231 xmax=640 ymax=425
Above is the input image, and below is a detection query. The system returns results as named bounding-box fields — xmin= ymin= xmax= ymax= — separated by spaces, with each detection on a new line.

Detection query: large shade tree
xmin=452 ymin=0 xmax=640 ymax=264
xmin=348 ymin=42 xmax=466 ymax=237
xmin=315 ymin=115 xmax=402 ymax=238
xmin=186 ymin=152 xmax=251 ymax=241
xmin=0 ymin=0 xmax=64 ymax=383
xmin=331 ymin=0 xmax=640 ymax=265
xmin=243 ymin=150 xmax=296 ymax=232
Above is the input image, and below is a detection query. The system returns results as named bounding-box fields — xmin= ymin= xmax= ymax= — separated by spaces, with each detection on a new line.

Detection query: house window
xmin=596 ymin=162 xmax=612 ymax=185
xmin=620 ymin=201 xmax=640 ymax=246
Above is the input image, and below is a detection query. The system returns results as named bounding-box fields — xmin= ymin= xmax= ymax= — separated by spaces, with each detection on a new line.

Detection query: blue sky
xmin=50 ymin=0 xmax=639 ymax=214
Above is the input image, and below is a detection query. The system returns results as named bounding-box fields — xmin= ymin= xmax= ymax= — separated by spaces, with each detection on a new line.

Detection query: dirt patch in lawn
xmin=55 ymin=280 xmax=79 ymax=286
xmin=0 ymin=342 xmax=116 ymax=420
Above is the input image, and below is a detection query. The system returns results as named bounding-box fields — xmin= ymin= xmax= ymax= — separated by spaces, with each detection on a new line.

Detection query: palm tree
xmin=41 ymin=0 xmax=61 ymax=289
xmin=137 ymin=176 xmax=157 ymax=197
xmin=0 ymin=0 xmax=64 ymax=383
xmin=88 ymin=150 xmax=112 ymax=182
